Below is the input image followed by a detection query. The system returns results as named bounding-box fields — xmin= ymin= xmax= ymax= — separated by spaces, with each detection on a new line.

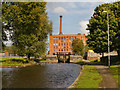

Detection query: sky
xmin=46 ymin=2 xmax=104 ymax=35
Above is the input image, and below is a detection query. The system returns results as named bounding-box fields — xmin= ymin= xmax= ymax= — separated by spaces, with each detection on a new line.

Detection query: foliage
xmin=72 ymin=38 xmax=84 ymax=56
xmin=1 ymin=27 xmax=8 ymax=51
xmin=5 ymin=45 xmax=17 ymax=55
xmin=100 ymin=55 xmax=120 ymax=65
xmin=2 ymin=2 xmax=52 ymax=59
xmin=84 ymin=45 xmax=93 ymax=53
xmin=86 ymin=2 xmax=120 ymax=56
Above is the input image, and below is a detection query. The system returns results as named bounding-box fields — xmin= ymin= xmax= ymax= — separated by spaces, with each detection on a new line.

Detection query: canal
xmin=2 ymin=63 xmax=81 ymax=88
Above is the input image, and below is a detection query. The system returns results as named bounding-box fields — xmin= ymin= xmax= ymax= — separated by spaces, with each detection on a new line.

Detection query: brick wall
xmin=49 ymin=34 xmax=87 ymax=55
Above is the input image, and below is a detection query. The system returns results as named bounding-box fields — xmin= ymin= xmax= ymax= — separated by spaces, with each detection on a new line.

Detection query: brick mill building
xmin=49 ymin=16 xmax=87 ymax=55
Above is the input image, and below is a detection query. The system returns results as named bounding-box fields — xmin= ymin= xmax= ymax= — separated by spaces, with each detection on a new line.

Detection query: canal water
xmin=2 ymin=63 xmax=81 ymax=88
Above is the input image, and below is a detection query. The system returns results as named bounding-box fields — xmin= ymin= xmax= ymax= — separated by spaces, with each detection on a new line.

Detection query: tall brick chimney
xmin=59 ymin=15 xmax=63 ymax=35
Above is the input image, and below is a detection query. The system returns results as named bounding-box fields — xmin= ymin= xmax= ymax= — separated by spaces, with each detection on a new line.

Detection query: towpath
xmin=82 ymin=60 xmax=119 ymax=88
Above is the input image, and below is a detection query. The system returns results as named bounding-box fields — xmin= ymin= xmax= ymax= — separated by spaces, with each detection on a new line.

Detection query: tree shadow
xmin=11 ymin=58 xmax=29 ymax=63
xmin=33 ymin=58 xmax=44 ymax=63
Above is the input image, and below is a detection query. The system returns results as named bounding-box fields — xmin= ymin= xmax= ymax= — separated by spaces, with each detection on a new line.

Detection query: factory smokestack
xmin=59 ymin=15 xmax=63 ymax=35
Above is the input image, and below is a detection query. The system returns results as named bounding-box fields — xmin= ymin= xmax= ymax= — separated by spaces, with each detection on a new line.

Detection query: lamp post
xmin=103 ymin=11 xmax=110 ymax=69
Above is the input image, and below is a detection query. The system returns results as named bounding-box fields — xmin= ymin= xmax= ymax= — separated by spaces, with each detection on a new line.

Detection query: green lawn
xmin=74 ymin=65 xmax=102 ymax=88
xmin=39 ymin=60 xmax=57 ymax=63
xmin=0 ymin=57 xmax=34 ymax=66
xmin=0 ymin=57 xmax=24 ymax=61
xmin=0 ymin=57 xmax=57 ymax=66
xmin=109 ymin=65 xmax=120 ymax=88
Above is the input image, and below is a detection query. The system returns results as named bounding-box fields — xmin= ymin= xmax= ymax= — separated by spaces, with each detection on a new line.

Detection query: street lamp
xmin=103 ymin=11 xmax=110 ymax=69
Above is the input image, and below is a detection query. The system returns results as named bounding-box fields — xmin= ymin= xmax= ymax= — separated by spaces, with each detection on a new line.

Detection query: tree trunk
xmin=102 ymin=53 xmax=104 ymax=57
xmin=27 ymin=53 xmax=31 ymax=60
xmin=117 ymin=50 xmax=120 ymax=59
xmin=101 ymin=53 xmax=104 ymax=62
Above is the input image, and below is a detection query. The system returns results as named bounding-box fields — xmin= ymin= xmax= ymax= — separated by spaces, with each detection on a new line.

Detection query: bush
xmin=100 ymin=55 xmax=120 ymax=65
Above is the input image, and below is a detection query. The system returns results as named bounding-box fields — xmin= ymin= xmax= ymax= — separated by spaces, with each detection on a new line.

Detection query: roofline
xmin=50 ymin=34 xmax=85 ymax=36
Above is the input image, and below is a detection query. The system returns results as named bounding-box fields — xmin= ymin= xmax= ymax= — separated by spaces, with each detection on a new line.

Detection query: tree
xmin=86 ymin=2 xmax=120 ymax=57
xmin=111 ymin=2 xmax=120 ymax=58
xmin=1 ymin=25 xmax=8 ymax=51
xmin=72 ymin=38 xmax=84 ymax=56
xmin=2 ymin=2 xmax=52 ymax=59
xmin=84 ymin=45 xmax=93 ymax=53
xmin=5 ymin=45 xmax=17 ymax=56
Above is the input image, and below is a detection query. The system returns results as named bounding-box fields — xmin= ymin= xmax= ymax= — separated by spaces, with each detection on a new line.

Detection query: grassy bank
xmin=109 ymin=65 xmax=120 ymax=88
xmin=38 ymin=59 xmax=57 ymax=63
xmin=74 ymin=65 xmax=102 ymax=88
xmin=0 ymin=57 xmax=58 ymax=67
xmin=33 ymin=59 xmax=57 ymax=63
xmin=0 ymin=57 xmax=35 ymax=66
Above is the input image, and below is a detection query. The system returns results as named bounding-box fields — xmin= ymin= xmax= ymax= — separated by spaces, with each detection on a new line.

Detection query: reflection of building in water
xmin=49 ymin=16 xmax=87 ymax=55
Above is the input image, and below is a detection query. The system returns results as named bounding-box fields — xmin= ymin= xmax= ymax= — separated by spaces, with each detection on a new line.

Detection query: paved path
xmin=95 ymin=65 xmax=119 ymax=88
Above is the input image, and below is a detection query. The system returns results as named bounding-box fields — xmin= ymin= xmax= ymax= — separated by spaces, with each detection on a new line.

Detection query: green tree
xmin=86 ymin=2 xmax=120 ymax=57
xmin=84 ymin=45 xmax=92 ymax=53
xmin=2 ymin=2 xmax=52 ymax=59
xmin=5 ymin=45 xmax=17 ymax=56
xmin=111 ymin=2 xmax=120 ymax=58
xmin=72 ymin=38 xmax=84 ymax=56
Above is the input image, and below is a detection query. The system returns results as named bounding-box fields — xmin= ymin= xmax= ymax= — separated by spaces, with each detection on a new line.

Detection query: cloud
xmin=54 ymin=7 xmax=67 ymax=14
xmin=79 ymin=20 xmax=89 ymax=35
xmin=4 ymin=40 xmax=13 ymax=46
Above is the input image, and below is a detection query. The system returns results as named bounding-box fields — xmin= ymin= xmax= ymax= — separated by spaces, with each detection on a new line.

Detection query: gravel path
xmin=82 ymin=60 xmax=119 ymax=88
xmin=95 ymin=65 xmax=119 ymax=88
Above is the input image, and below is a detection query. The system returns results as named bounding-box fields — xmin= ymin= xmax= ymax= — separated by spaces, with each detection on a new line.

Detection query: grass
xmin=100 ymin=55 xmax=120 ymax=88
xmin=74 ymin=65 xmax=102 ymax=88
xmin=0 ymin=57 xmax=25 ymax=61
xmin=0 ymin=57 xmax=35 ymax=66
xmin=73 ymin=56 xmax=120 ymax=88
xmin=34 ymin=59 xmax=57 ymax=63
xmin=109 ymin=65 xmax=120 ymax=88
xmin=0 ymin=57 xmax=58 ymax=66
xmin=39 ymin=60 xmax=57 ymax=63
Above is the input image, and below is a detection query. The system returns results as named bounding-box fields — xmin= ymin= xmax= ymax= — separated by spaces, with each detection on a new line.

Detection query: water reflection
xmin=2 ymin=63 xmax=81 ymax=88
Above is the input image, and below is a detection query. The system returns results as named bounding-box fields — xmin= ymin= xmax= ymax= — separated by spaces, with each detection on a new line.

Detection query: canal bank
xmin=0 ymin=57 xmax=37 ymax=68
xmin=68 ymin=65 xmax=102 ymax=88
xmin=68 ymin=65 xmax=84 ymax=88
xmin=0 ymin=63 xmax=37 ymax=68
